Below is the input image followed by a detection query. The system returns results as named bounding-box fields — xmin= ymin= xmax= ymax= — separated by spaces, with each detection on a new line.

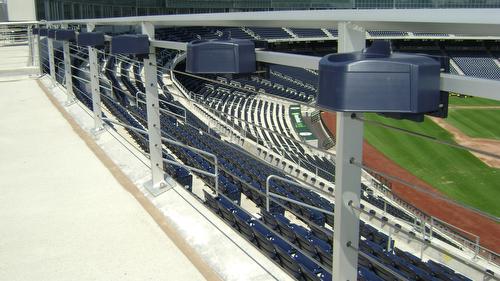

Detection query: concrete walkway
xmin=0 ymin=45 xmax=37 ymax=76
xmin=0 ymin=77 xmax=206 ymax=280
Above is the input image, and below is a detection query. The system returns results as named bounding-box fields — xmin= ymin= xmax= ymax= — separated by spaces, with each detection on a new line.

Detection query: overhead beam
xmin=46 ymin=9 xmax=500 ymax=36
xmin=150 ymin=40 xmax=500 ymax=102
xmin=440 ymin=74 xmax=500 ymax=101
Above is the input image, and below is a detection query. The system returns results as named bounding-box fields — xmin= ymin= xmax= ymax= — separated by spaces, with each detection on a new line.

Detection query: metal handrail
xmin=45 ymin=9 xmax=500 ymax=36
xmin=101 ymin=117 xmax=219 ymax=195
xmin=135 ymin=91 xmax=187 ymax=122
xmin=265 ymin=174 xmax=334 ymax=215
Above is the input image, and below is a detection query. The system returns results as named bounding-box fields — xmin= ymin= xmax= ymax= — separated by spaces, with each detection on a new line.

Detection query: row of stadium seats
xmin=269 ymin=70 xmax=318 ymax=99
xmin=156 ymin=26 xmax=220 ymax=41
xmin=290 ymin=28 xmax=329 ymax=38
xmin=153 ymin=26 xmax=469 ymax=42
xmin=176 ymin=73 xmax=334 ymax=181
xmin=247 ymin=76 xmax=314 ymax=102
xmin=269 ymin=64 xmax=319 ymax=92
xmin=368 ymin=31 xmax=408 ymax=37
xmin=205 ymin=190 xmax=472 ymax=281
xmin=413 ymin=32 xmax=450 ymax=37
xmin=447 ymin=51 xmax=500 ymax=80
xmin=250 ymin=27 xmax=293 ymax=39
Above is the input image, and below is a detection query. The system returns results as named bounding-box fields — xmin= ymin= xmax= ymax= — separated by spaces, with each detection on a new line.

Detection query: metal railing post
xmin=62 ymin=24 xmax=75 ymax=105
xmin=36 ymin=24 xmax=43 ymax=75
xmin=47 ymin=25 xmax=56 ymax=85
xmin=474 ymin=236 xmax=480 ymax=259
xmin=87 ymin=23 xmax=104 ymax=134
xmin=214 ymin=156 xmax=219 ymax=196
xmin=332 ymin=21 xmax=365 ymax=281
xmin=429 ymin=216 xmax=434 ymax=240
xmin=265 ymin=176 xmax=271 ymax=212
xmin=142 ymin=21 xmax=172 ymax=195
xmin=27 ymin=26 xmax=34 ymax=66
xmin=387 ymin=227 xmax=393 ymax=251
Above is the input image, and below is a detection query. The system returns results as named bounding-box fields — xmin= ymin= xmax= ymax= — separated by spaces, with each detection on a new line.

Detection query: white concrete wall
xmin=7 ymin=0 xmax=36 ymax=21
xmin=0 ymin=3 xmax=8 ymax=22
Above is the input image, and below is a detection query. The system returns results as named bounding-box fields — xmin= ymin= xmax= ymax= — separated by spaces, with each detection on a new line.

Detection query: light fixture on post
xmin=186 ymin=35 xmax=256 ymax=74
xmin=318 ymin=41 xmax=447 ymax=122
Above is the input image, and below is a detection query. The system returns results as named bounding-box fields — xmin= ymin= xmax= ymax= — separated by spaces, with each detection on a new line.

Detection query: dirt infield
xmin=432 ymin=117 xmax=500 ymax=168
xmin=321 ymin=112 xmax=500 ymax=253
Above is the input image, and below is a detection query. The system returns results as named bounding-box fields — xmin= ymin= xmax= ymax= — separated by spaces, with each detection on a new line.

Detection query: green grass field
xmin=449 ymin=96 xmax=500 ymax=106
xmin=364 ymin=114 xmax=500 ymax=217
xmin=447 ymin=109 xmax=500 ymax=140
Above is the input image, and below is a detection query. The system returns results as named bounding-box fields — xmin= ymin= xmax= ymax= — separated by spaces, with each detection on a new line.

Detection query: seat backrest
xmin=203 ymin=190 xmax=220 ymax=211
xmin=298 ymin=264 xmax=319 ymax=281
xmin=275 ymin=246 xmax=300 ymax=275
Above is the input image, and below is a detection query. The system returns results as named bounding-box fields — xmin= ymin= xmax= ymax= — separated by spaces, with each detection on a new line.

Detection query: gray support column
xmin=142 ymin=22 xmax=170 ymax=195
xmin=36 ymin=25 xmax=42 ymax=75
xmin=87 ymin=23 xmax=104 ymax=133
xmin=47 ymin=26 xmax=56 ymax=85
xmin=332 ymin=22 xmax=366 ymax=281
xmin=28 ymin=26 xmax=34 ymax=67
xmin=44 ymin=0 xmax=51 ymax=21
xmin=62 ymin=24 xmax=75 ymax=105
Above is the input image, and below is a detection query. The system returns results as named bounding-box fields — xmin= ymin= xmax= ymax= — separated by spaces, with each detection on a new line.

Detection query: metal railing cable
xmin=47 ymin=72 xmax=152 ymax=169
xmin=74 ymin=87 xmax=152 ymax=169
xmin=101 ymin=117 xmax=220 ymax=182
xmin=67 ymin=51 xmax=153 ymax=88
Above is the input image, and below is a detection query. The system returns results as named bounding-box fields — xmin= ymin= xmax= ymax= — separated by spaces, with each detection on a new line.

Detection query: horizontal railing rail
xmin=46 ymin=9 xmax=500 ymax=36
